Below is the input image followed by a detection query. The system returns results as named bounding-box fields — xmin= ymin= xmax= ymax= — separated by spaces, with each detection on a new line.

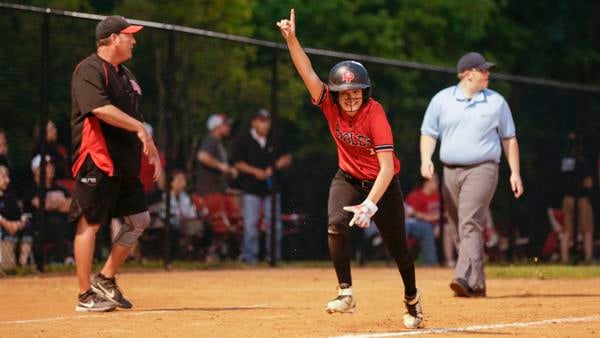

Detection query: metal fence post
xmin=269 ymin=49 xmax=279 ymax=267
xmin=34 ymin=9 xmax=50 ymax=272
xmin=163 ymin=30 xmax=176 ymax=269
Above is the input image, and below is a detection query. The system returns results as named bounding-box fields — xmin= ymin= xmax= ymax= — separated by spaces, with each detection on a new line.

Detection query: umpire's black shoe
xmin=450 ymin=278 xmax=471 ymax=297
xmin=469 ymin=287 xmax=487 ymax=298
xmin=91 ymin=273 xmax=133 ymax=309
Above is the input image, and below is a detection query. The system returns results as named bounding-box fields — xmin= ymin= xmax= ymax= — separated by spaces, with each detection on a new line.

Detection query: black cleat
xmin=91 ymin=273 xmax=133 ymax=309
xmin=75 ymin=289 xmax=117 ymax=312
xmin=403 ymin=289 xmax=424 ymax=329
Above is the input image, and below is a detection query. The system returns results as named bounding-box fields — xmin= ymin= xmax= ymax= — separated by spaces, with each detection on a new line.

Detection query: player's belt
xmin=340 ymin=170 xmax=375 ymax=190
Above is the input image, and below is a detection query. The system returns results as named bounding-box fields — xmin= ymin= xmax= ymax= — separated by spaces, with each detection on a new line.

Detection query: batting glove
xmin=343 ymin=199 xmax=378 ymax=228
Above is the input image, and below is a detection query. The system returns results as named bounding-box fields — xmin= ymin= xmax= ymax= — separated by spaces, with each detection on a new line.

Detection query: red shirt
xmin=314 ymin=85 xmax=400 ymax=180
xmin=406 ymin=188 xmax=440 ymax=225
xmin=139 ymin=150 xmax=166 ymax=192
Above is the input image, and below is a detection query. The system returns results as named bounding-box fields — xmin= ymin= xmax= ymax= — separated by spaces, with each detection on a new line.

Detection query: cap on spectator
xmin=31 ymin=154 xmax=52 ymax=171
xmin=252 ymin=108 xmax=271 ymax=120
xmin=457 ymin=52 xmax=495 ymax=73
xmin=206 ymin=113 xmax=233 ymax=131
xmin=96 ymin=15 xmax=143 ymax=40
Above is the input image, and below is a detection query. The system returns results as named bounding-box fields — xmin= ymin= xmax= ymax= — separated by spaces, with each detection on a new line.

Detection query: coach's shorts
xmin=69 ymin=156 xmax=147 ymax=227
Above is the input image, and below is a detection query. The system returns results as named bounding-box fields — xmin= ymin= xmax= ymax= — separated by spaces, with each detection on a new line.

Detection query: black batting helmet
xmin=327 ymin=60 xmax=371 ymax=105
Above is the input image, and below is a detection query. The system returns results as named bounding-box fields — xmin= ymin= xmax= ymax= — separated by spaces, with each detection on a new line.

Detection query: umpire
xmin=420 ymin=52 xmax=523 ymax=297
xmin=69 ymin=16 xmax=161 ymax=312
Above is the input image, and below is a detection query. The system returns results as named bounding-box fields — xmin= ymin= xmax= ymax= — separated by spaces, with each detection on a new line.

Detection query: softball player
xmin=277 ymin=9 xmax=423 ymax=329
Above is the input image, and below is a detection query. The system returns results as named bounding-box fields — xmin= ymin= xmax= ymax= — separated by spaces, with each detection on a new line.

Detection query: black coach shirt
xmin=71 ymin=54 xmax=143 ymax=178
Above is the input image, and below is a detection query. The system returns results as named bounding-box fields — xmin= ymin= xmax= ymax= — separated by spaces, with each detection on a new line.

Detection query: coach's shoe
xmin=403 ymin=289 xmax=424 ymax=329
xmin=75 ymin=289 xmax=117 ymax=312
xmin=91 ymin=273 xmax=133 ymax=309
xmin=450 ymin=278 xmax=471 ymax=297
xmin=325 ymin=283 xmax=356 ymax=314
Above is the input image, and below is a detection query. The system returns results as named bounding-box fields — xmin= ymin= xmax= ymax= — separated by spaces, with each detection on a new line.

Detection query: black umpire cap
xmin=96 ymin=15 xmax=143 ymax=40
xmin=457 ymin=52 xmax=494 ymax=73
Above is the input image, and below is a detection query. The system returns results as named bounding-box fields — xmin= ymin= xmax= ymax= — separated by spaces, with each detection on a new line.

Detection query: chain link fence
xmin=2 ymin=3 xmax=600 ymax=267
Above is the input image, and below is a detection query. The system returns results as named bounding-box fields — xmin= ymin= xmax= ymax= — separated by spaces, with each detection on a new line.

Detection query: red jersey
xmin=406 ymin=188 xmax=440 ymax=225
xmin=139 ymin=150 xmax=166 ymax=192
xmin=313 ymin=85 xmax=401 ymax=180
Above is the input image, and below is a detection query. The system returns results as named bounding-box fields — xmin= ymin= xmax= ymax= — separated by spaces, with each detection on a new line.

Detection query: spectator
xmin=232 ymin=108 xmax=292 ymax=264
xmin=0 ymin=165 xmax=31 ymax=269
xmin=24 ymin=155 xmax=72 ymax=264
xmin=405 ymin=175 xmax=440 ymax=266
xmin=32 ymin=120 xmax=70 ymax=179
xmin=195 ymin=113 xmax=240 ymax=261
xmin=159 ymin=170 xmax=199 ymax=259
xmin=559 ymin=131 xmax=595 ymax=264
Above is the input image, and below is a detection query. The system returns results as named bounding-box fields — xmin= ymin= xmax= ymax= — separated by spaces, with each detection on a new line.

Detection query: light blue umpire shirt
xmin=421 ymin=84 xmax=516 ymax=166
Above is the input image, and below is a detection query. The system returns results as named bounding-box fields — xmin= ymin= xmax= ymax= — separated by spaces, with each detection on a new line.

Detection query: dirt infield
xmin=1 ymin=267 xmax=600 ymax=337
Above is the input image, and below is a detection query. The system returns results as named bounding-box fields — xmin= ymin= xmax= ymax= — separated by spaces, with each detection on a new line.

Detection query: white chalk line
xmin=331 ymin=315 xmax=600 ymax=338
xmin=3 ymin=310 xmax=599 ymax=336
xmin=0 ymin=304 xmax=272 ymax=325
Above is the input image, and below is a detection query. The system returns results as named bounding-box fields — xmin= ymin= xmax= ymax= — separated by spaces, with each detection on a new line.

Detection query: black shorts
xmin=69 ymin=156 xmax=147 ymax=227
xmin=327 ymin=169 xmax=406 ymax=234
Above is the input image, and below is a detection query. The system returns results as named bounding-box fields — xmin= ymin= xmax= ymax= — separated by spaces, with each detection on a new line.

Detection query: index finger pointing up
xmin=291 ymin=8 xmax=295 ymax=24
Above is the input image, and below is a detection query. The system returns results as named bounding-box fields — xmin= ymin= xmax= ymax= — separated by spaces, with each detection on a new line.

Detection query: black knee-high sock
xmin=398 ymin=262 xmax=417 ymax=298
xmin=328 ymin=233 xmax=352 ymax=286
xmin=377 ymin=224 xmax=417 ymax=298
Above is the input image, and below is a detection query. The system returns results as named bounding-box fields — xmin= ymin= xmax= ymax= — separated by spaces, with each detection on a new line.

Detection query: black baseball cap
xmin=457 ymin=52 xmax=494 ymax=73
xmin=96 ymin=15 xmax=143 ymax=40
xmin=253 ymin=108 xmax=271 ymax=120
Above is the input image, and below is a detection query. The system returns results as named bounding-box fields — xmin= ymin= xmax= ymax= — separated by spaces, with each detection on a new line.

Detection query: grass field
xmin=2 ymin=263 xmax=600 ymax=337
xmin=7 ymin=260 xmax=600 ymax=278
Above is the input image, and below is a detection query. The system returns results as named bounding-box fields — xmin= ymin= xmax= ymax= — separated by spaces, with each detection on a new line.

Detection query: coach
xmin=69 ymin=15 xmax=161 ymax=312
xmin=419 ymin=52 xmax=523 ymax=297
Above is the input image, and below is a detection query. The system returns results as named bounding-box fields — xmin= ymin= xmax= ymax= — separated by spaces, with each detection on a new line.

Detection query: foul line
xmin=0 ymin=305 xmax=272 ymax=325
xmin=331 ymin=315 xmax=600 ymax=338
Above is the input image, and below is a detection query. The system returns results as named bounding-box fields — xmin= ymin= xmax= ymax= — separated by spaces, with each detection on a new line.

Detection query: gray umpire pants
xmin=443 ymin=161 xmax=498 ymax=290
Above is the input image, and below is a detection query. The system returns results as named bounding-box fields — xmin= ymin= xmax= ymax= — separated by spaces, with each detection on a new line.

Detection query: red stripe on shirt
xmin=71 ymin=117 xmax=114 ymax=177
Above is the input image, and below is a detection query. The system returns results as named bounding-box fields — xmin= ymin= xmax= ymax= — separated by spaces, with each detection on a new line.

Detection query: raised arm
xmin=277 ymin=9 xmax=323 ymax=102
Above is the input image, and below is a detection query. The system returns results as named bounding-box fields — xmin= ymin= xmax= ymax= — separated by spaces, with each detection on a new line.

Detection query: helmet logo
xmin=342 ymin=71 xmax=355 ymax=83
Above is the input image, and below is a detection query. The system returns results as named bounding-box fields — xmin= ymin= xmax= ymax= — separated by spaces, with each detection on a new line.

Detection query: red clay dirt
xmin=1 ymin=267 xmax=600 ymax=337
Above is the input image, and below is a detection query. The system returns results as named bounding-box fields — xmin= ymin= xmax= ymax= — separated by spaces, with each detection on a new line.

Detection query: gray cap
xmin=206 ymin=113 xmax=233 ymax=130
xmin=457 ymin=52 xmax=494 ymax=73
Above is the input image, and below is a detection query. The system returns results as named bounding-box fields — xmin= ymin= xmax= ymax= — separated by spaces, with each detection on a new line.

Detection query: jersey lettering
xmin=335 ymin=123 xmax=374 ymax=151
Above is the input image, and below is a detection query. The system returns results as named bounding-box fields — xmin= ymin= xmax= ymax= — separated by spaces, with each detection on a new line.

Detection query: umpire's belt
xmin=340 ymin=170 xmax=374 ymax=189
xmin=442 ymin=160 xmax=495 ymax=169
